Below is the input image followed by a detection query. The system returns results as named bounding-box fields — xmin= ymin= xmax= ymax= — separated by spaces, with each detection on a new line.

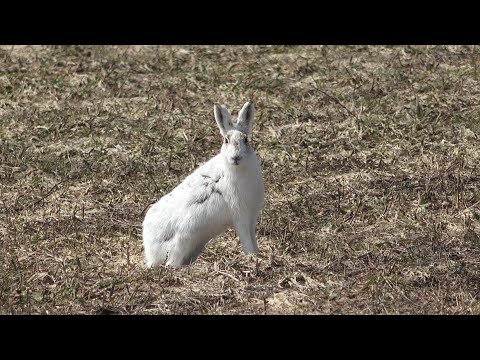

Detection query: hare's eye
xmin=225 ymin=136 xmax=229 ymax=144
xmin=244 ymin=137 xmax=248 ymax=144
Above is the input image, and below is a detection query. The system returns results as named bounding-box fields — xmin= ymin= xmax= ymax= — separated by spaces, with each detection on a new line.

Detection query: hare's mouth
xmin=231 ymin=156 xmax=242 ymax=165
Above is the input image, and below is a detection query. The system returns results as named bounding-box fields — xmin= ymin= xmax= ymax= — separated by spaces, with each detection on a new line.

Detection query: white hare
xmin=142 ymin=101 xmax=265 ymax=268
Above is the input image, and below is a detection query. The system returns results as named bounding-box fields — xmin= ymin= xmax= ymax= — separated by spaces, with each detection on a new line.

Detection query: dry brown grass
xmin=1 ymin=45 xmax=479 ymax=314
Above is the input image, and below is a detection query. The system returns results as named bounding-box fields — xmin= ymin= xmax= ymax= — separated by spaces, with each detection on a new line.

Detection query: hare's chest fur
xmin=219 ymin=155 xmax=264 ymax=217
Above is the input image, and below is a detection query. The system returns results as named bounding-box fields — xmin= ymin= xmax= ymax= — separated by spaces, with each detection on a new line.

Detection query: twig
xmin=382 ymin=274 xmax=415 ymax=304
xmin=315 ymin=87 xmax=360 ymax=121
xmin=454 ymin=200 xmax=480 ymax=217
xmin=211 ymin=270 xmax=240 ymax=282
xmin=13 ymin=177 xmax=72 ymax=212
xmin=139 ymin=201 xmax=155 ymax=217
xmin=29 ymin=179 xmax=68 ymax=208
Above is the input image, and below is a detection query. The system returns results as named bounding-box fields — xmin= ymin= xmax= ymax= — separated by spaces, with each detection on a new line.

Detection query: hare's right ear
xmin=236 ymin=101 xmax=255 ymax=136
xmin=214 ymin=103 xmax=233 ymax=137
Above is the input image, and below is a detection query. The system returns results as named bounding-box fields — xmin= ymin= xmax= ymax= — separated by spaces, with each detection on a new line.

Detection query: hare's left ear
xmin=214 ymin=103 xmax=233 ymax=137
xmin=236 ymin=101 xmax=255 ymax=136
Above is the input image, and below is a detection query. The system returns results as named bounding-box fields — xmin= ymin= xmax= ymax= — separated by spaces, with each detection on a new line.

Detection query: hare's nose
xmin=232 ymin=155 xmax=242 ymax=165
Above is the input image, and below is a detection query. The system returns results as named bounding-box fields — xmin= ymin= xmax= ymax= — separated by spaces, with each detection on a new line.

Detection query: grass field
xmin=1 ymin=45 xmax=479 ymax=314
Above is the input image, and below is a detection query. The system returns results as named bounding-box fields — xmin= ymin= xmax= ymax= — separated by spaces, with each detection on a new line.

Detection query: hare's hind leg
xmin=165 ymin=235 xmax=208 ymax=267
xmin=144 ymin=241 xmax=169 ymax=268
xmin=143 ymin=225 xmax=175 ymax=268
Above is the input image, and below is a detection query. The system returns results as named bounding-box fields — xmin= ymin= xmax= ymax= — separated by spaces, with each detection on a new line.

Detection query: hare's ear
xmin=236 ymin=101 xmax=255 ymax=136
xmin=214 ymin=103 xmax=233 ymax=137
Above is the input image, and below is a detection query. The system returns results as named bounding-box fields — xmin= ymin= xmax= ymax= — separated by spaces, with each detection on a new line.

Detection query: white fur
xmin=143 ymin=102 xmax=265 ymax=268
